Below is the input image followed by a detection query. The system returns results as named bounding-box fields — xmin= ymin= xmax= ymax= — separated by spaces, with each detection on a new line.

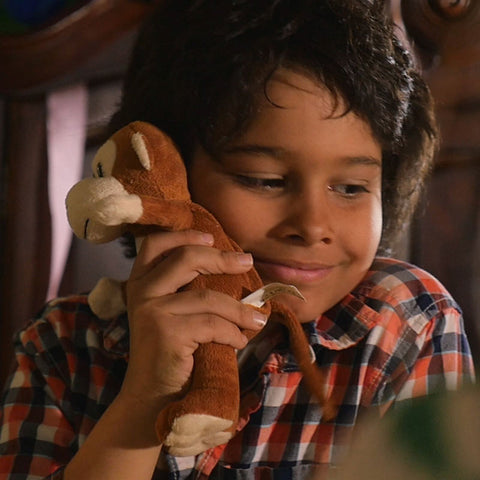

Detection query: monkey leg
xmin=155 ymin=343 xmax=240 ymax=456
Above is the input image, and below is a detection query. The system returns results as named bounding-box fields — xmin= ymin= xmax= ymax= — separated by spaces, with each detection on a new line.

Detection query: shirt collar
xmin=312 ymin=289 xmax=381 ymax=351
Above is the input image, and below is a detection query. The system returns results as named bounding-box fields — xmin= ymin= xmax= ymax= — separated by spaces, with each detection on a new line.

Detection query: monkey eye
xmin=91 ymin=139 xmax=116 ymax=177
xmin=96 ymin=163 xmax=104 ymax=178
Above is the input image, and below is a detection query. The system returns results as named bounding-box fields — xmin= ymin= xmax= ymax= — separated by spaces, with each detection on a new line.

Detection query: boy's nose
xmin=282 ymin=191 xmax=334 ymax=246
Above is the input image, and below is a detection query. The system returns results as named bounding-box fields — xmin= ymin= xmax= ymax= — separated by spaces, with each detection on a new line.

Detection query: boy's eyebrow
xmin=222 ymin=144 xmax=285 ymax=158
xmin=223 ymin=144 xmax=382 ymax=167
xmin=342 ymin=156 xmax=382 ymax=167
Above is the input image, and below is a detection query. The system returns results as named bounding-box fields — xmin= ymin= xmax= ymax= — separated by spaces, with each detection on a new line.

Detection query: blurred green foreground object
xmin=338 ymin=387 xmax=480 ymax=480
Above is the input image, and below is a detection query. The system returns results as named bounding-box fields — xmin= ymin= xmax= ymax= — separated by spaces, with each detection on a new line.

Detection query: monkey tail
xmin=269 ymin=300 xmax=337 ymax=421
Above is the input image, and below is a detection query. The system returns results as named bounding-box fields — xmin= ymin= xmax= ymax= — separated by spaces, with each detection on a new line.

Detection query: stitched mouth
xmin=83 ymin=218 xmax=90 ymax=239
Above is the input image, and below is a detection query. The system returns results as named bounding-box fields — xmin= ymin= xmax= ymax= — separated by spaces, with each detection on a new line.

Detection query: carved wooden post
xmin=401 ymin=0 xmax=480 ymax=363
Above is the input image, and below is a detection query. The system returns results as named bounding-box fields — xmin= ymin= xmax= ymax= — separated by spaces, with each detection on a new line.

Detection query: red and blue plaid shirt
xmin=0 ymin=257 xmax=475 ymax=479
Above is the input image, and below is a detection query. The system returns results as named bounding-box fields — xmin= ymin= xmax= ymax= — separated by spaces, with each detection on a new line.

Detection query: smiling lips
xmin=254 ymin=258 xmax=334 ymax=284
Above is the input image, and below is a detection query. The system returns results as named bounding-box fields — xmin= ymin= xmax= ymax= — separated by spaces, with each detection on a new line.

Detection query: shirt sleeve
xmin=0 ymin=326 xmax=76 ymax=480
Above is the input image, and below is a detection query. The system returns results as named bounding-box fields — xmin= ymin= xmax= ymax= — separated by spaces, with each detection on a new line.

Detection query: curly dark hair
xmin=111 ymin=0 xmax=437 ymax=253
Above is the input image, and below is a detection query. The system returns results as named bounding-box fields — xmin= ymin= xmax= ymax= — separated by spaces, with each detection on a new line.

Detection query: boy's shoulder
xmin=317 ymin=257 xmax=466 ymax=355
xmin=365 ymin=256 xmax=452 ymax=297
xmin=357 ymin=256 xmax=461 ymax=321
xmin=21 ymin=294 xmax=97 ymax=337
xmin=17 ymin=294 xmax=128 ymax=359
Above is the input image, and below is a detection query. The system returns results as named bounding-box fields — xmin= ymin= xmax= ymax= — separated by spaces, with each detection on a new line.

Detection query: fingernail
xmin=201 ymin=233 xmax=214 ymax=245
xmin=253 ymin=311 xmax=267 ymax=327
xmin=236 ymin=253 xmax=253 ymax=266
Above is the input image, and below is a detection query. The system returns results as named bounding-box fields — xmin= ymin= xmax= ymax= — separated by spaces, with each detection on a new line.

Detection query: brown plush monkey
xmin=66 ymin=121 xmax=335 ymax=456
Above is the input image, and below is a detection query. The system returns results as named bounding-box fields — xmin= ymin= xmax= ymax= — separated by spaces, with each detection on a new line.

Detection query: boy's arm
xmin=63 ymin=393 xmax=164 ymax=480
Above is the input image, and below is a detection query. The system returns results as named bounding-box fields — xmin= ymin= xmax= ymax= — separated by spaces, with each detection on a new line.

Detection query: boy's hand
xmin=118 ymin=230 xmax=266 ymax=415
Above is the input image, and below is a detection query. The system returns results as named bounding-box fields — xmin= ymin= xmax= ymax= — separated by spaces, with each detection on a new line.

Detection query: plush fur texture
xmin=66 ymin=121 xmax=335 ymax=456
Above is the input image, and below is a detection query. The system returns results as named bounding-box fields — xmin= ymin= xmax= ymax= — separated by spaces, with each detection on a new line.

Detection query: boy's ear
xmin=131 ymin=132 xmax=151 ymax=170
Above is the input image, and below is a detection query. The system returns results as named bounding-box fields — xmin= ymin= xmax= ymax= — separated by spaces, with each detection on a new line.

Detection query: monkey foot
xmin=162 ymin=414 xmax=234 ymax=456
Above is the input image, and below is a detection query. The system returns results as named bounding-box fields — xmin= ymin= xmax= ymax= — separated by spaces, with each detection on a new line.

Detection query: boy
xmin=0 ymin=1 xmax=474 ymax=479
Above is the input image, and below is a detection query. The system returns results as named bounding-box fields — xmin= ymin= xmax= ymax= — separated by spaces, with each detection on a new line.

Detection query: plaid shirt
xmin=0 ymin=257 xmax=475 ymax=479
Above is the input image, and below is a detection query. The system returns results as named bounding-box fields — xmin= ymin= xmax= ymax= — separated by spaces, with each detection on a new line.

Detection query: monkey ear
xmin=131 ymin=132 xmax=151 ymax=170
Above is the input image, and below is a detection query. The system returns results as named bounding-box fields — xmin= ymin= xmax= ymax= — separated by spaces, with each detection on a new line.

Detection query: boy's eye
xmin=234 ymin=175 xmax=285 ymax=190
xmin=329 ymin=184 xmax=369 ymax=196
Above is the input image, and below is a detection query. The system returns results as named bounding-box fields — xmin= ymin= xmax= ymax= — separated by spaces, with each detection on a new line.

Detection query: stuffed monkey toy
xmin=66 ymin=121 xmax=335 ymax=456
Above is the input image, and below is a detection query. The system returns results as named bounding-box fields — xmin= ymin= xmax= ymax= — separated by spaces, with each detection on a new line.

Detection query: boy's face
xmin=189 ymin=69 xmax=382 ymax=322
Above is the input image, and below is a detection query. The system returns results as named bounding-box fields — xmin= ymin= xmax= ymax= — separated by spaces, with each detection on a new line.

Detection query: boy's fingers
xmin=132 ymin=229 xmax=214 ymax=273
xmin=130 ymin=247 xmax=253 ymax=298
xmin=186 ymin=314 xmax=250 ymax=350
xmin=156 ymin=312 xmax=254 ymax=353
xmin=160 ymin=246 xmax=252 ymax=279
xmin=131 ymin=289 xmax=266 ymax=335
xmin=164 ymin=289 xmax=267 ymax=331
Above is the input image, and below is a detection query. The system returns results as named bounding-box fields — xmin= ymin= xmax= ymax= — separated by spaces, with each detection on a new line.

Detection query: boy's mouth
xmin=254 ymin=258 xmax=335 ymax=285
